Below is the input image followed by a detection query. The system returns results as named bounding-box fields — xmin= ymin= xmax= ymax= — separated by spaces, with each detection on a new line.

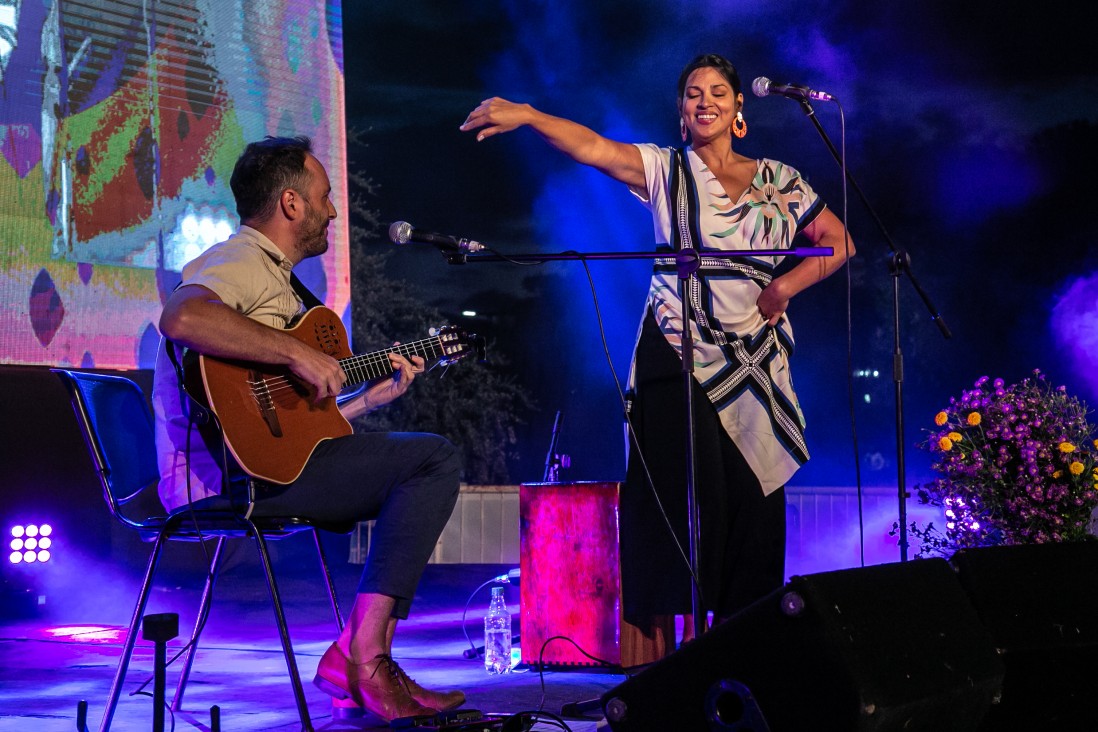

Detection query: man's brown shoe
xmin=393 ymin=660 xmax=465 ymax=712
xmin=313 ymin=643 xmax=354 ymax=701
xmin=313 ymin=644 xmax=437 ymax=722
xmin=349 ymin=653 xmax=438 ymax=721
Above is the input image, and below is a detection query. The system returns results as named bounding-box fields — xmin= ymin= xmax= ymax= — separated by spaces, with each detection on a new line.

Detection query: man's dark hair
xmin=677 ymin=53 xmax=742 ymax=99
xmin=229 ymin=135 xmax=314 ymax=222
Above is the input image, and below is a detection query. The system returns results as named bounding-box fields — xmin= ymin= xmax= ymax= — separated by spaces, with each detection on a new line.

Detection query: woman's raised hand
xmin=460 ymin=97 xmax=533 ymax=141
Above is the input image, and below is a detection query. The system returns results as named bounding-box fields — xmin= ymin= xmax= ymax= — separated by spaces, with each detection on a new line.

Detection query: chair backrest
xmin=52 ymin=369 xmax=162 ymax=526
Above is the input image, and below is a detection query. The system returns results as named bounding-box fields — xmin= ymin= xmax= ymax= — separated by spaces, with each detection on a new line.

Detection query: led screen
xmin=0 ymin=0 xmax=348 ymax=368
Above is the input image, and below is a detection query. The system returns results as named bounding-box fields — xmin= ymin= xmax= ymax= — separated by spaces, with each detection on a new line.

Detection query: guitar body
xmin=195 ymin=307 xmax=354 ymax=485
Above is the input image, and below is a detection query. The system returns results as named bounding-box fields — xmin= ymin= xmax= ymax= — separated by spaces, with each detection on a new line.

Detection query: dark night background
xmin=339 ymin=1 xmax=1098 ymax=492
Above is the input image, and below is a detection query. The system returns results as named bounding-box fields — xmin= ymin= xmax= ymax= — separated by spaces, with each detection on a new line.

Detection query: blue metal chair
xmin=52 ymin=369 xmax=351 ymax=732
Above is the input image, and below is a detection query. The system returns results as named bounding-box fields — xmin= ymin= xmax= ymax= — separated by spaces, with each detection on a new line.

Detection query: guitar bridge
xmin=249 ymin=369 xmax=283 ymax=438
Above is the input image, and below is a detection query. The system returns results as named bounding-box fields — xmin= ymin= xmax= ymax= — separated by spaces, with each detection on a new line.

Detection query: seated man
xmin=152 ymin=135 xmax=464 ymax=722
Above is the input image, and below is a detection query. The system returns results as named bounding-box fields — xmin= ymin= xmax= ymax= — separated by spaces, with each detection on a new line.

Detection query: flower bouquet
xmin=904 ymin=370 xmax=1098 ymax=557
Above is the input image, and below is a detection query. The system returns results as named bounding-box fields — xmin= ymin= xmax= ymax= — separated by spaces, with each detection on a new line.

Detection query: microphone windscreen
xmin=388 ymin=221 xmax=412 ymax=244
xmin=751 ymin=77 xmax=771 ymax=98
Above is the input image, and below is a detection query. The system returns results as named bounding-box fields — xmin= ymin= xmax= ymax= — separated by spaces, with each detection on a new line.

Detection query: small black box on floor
xmin=949 ymin=542 xmax=1098 ymax=731
xmin=391 ymin=709 xmax=505 ymax=730
xmin=600 ymin=558 xmax=1004 ymax=732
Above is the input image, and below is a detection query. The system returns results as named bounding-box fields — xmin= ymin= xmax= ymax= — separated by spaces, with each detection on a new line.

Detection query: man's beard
xmin=299 ymin=207 xmax=330 ymax=258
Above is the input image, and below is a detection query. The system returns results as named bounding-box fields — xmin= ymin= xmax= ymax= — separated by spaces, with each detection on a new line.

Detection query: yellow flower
xmin=948 ymin=432 xmax=963 ymax=442
xmin=1060 ymin=442 xmax=1076 ymax=453
xmin=938 ymin=436 xmax=954 ymax=451
xmin=1053 ymin=470 xmax=1063 ymax=479
xmin=1070 ymin=462 xmax=1085 ymax=476
xmin=967 ymin=412 xmax=982 ymax=426
xmin=935 ymin=411 xmax=949 ymax=426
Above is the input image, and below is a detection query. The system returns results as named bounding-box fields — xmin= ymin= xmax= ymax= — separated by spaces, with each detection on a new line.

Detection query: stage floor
xmin=0 ymin=552 xmax=617 ymax=732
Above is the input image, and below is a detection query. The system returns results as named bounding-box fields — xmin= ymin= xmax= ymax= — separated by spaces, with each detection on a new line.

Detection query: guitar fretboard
xmin=339 ymin=336 xmax=445 ymax=386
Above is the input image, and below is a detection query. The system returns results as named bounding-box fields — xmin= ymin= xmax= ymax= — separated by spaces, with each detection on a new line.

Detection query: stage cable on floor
xmin=531 ymin=634 xmax=628 ymax=726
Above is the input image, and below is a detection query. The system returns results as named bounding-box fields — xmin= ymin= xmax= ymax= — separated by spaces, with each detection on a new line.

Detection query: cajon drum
xmin=519 ymin=481 xmax=672 ymax=668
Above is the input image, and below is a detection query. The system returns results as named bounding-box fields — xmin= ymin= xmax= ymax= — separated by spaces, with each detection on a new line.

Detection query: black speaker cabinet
xmin=950 ymin=542 xmax=1098 ymax=731
xmin=600 ymin=558 xmax=1004 ymax=732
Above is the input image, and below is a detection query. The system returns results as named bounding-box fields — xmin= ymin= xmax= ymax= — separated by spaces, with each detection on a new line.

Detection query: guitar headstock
xmin=430 ymin=325 xmax=486 ymax=366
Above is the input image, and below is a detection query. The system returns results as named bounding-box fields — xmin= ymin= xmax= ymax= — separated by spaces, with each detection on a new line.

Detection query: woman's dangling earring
xmin=680 ymin=118 xmax=688 ymax=142
xmin=733 ymin=111 xmax=747 ymax=139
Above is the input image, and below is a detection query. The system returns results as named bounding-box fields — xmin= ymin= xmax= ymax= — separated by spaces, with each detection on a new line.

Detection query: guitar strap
xmin=290 ymin=272 xmax=325 ymax=310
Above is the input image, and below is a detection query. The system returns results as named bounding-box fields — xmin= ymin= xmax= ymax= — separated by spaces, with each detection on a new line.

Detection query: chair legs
xmin=171 ymin=537 xmax=228 ymax=712
xmin=100 ymin=531 xmax=171 ymax=732
xmin=245 ymin=523 xmax=312 ymax=729
xmin=312 ymin=528 xmax=345 ymax=632
xmin=101 ymin=528 xmax=344 ymax=732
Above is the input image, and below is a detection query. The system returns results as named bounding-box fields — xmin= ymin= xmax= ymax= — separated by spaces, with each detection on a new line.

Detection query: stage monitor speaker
xmin=950 ymin=541 xmax=1098 ymax=731
xmin=600 ymin=558 xmax=1004 ymax=732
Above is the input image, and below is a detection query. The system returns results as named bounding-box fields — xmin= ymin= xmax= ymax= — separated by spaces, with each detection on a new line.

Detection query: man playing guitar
xmin=152 ymin=136 xmax=465 ymax=722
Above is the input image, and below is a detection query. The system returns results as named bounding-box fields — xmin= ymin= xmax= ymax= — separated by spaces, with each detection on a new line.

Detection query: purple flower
xmin=913 ymin=372 xmax=1098 ymax=556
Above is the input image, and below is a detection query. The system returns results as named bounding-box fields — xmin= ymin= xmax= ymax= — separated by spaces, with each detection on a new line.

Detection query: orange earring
xmin=680 ymin=118 xmax=688 ymax=142
xmin=732 ymin=111 xmax=747 ymax=139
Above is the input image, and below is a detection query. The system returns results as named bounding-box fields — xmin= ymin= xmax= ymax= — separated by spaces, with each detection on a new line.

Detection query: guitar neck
xmin=339 ymin=336 xmax=443 ymax=386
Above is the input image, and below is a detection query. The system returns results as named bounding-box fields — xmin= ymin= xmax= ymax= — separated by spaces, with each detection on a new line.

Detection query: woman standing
xmin=462 ymin=53 xmax=854 ymax=641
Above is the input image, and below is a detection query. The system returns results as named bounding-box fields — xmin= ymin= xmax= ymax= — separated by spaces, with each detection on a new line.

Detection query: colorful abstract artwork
xmin=0 ymin=0 xmax=348 ymax=368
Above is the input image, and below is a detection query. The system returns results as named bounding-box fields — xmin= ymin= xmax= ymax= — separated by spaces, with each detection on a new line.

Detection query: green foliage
xmin=344 ymin=132 xmax=535 ymax=483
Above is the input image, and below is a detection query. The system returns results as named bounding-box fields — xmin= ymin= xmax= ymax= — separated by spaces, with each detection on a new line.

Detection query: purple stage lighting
xmin=7 ymin=524 xmax=54 ymax=564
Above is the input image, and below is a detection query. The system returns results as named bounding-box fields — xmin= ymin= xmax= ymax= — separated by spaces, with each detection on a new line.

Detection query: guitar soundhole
xmin=314 ymin=322 xmax=343 ymax=356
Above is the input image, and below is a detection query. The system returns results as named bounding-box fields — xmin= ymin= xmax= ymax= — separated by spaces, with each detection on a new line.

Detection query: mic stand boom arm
xmin=441 ymin=247 xmax=830 ymax=264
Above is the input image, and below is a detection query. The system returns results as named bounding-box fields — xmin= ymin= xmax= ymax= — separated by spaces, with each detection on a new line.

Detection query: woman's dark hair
xmin=229 ymin=135 xmax=313 ymax=222
xmin=677 ymin=54 xmax=742 ymax=99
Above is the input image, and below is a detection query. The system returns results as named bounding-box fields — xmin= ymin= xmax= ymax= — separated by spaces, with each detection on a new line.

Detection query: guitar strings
xmin=246 ymin=336 xmax=446 ymax=399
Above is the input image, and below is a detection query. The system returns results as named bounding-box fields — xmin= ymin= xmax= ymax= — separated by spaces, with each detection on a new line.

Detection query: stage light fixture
xmin=7 ymin=523 xmax=54 ymax=564
xmin=3 ymin=523 xmax=56 ymax=618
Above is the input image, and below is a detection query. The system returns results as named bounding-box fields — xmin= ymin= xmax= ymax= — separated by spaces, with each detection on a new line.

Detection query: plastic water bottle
xmin=484 ymin=586 xmax=512 ymax=674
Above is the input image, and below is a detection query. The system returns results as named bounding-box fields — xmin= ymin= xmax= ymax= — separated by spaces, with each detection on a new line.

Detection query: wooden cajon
xmin=519 ymin=481 xmax=672 ymax=668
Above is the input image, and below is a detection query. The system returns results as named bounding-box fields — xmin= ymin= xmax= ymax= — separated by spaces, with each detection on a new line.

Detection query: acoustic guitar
xmin=187 ymin=306 xmax=479 ymax=484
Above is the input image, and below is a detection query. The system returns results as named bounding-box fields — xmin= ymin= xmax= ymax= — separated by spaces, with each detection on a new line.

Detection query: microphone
xmin=388 ymin=221 xmax=485 ymax=253
xmin=751 ymin=76 xmax=835 ymax=102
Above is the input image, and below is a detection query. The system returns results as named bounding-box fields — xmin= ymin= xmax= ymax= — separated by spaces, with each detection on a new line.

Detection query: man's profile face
xmin=296 ymin=154 xmax=336 ymax=259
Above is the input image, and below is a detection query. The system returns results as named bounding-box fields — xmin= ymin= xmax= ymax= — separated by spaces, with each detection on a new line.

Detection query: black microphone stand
xmin=426 ymin=242 xmax=830 ymax=635
xmin=793 ymin=97 xmax=952 ymax=562
xmin=542 ymin=410 xmax=568 ymax=482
